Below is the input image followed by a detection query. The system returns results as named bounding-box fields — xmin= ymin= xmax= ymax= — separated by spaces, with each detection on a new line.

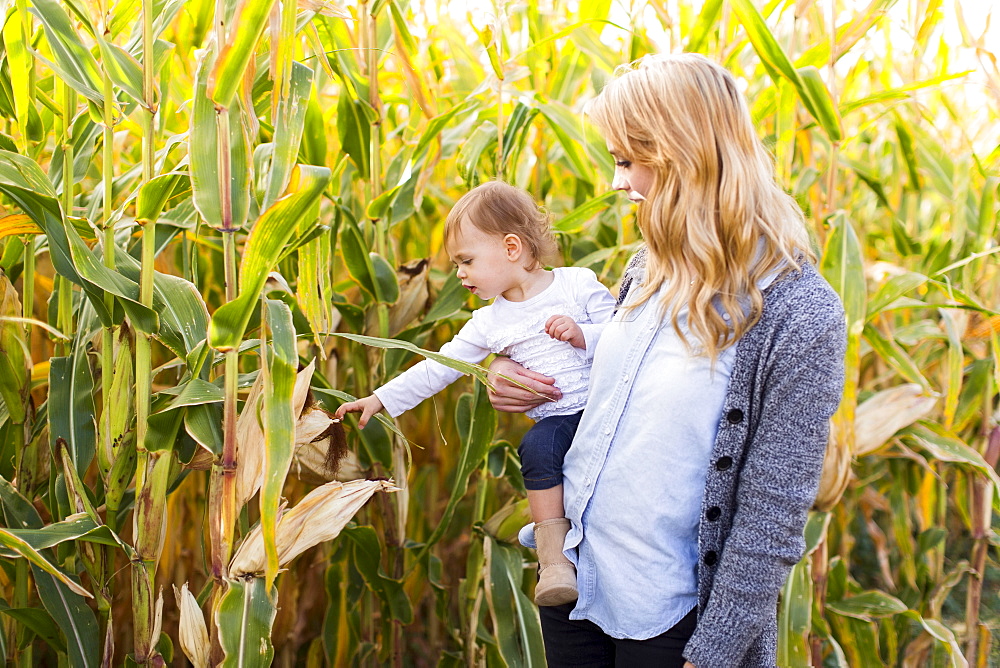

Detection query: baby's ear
xmin=503 ymin=233 xmax=523 ymax=261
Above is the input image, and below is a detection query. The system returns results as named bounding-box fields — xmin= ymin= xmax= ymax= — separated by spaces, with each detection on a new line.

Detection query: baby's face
xmin=448 ymin=220 xmax=521 ymax=301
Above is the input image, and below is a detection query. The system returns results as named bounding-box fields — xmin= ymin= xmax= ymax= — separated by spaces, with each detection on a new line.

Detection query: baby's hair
xmin=445 ymin=181 xmax=557 ymax=269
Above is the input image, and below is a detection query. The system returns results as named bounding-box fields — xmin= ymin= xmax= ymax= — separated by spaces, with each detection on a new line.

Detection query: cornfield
xmin=0 ymin=0 xmax=996 ymax=664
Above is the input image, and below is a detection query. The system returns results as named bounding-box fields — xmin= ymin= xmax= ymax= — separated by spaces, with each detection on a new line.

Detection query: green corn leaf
xmin=862 ymin=324 xmax=932 ymax=391
xmin=2 ymin=13 xmax=32 ymax=153
xmin=336 ymin=85 xmax=371 ymax=176
xmin=49 ymin=354 xmax=97 ymax=478
xmin=422 ymin=273 xmax=469 ymax=323
xmin=0 ymin=514 xmax=132 ymax=557
xmin=136 ymin=172 xmax=189 ymax=225
xmin=796 ymin=66 xmax=843 ymax=142
xmin=185 ymin=403 xmax=224 ymax=459
xmin=553 ymin=191 xmax=618 ymax=233
xmin=208 ymin=164 xmax=330 ymax=351
xmin=0 ymin=530 xmax=91 ymax=598
xmin=0 ymin=273 xmax=30 ymax=425
xmin=95 ymin=37 xmax=146 ymax=107
xmin=826 ymin=591 xmax=908 ymax=619
xmin=328 ymin=332 xmax=491 ymax=385
xmin=115 ymin=252 xmax=210 ymax=358
xmin=339 ymin=215 xmax=378 ymax=300
xmin=484 ymin=536 xmax=546 ymax=667
xmin=413 ymin=99 xmax=475 ymax=160
xmin=0 ymin=605 xmax=67 ymax=654
xmin=61 ymin=215 xmax=158 ymax=333
xmin=190 ymin=48 xmax=251 ymax=230
xmin=370 ymin=253 xmax=399 ymax=304
xmin=31 ymin=564 xmax=100 ymax=668
xmin=209 ymin=0 xmax=279 ymax=109
xmin=730 ymin=0 xmax=843 ymax=141
xmin=535 ymin=99 xmax=593 ymax=178
xmin=685 ymin=0 xmax=723 ymax=53
xmin=0 ymin=474 xmax=43 ymax=528
xmin=261 ymin=299 xmax=297 ymax=591
xmin=866 ymin=271 xmax=928 ymax=317
xmin=457 ymin=121 xmax=497 ymax=185
xmin=938 ymin=309 xmax=963 ymax=429
xmin=424 ymin=382 xmax=496 ymax=550
xmin=820 ymin=213 xmax=867 ymax=332
xmin=343 ymin=526 xmax=413 ymax=624
xmin=262 ymin=62 xmax=314 ymax=212
xmin=903 ymin=423 xmax=1000 ymax=490
xmin=777 ymin=558 xmax=812 ymax=667
xmin=0 ymin=177 xmax=112 ymax=325
xmin=217 ymin=577 xmax=277 ymax=668
xmin=29 ymin=0 xmax=104 ymax=103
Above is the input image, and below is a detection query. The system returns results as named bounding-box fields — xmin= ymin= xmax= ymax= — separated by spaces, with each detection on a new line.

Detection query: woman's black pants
xmin=538 ymin=604 xmax=697 ymax=667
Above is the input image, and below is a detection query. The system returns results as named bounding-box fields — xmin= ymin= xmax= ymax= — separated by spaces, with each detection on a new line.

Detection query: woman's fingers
xmin=486 ymin=357 xmax=560 ymax=412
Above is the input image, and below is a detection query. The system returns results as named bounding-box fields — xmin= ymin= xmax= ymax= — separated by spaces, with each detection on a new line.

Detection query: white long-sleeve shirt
xmin=374 ymin=267 xmax=616 ymax=421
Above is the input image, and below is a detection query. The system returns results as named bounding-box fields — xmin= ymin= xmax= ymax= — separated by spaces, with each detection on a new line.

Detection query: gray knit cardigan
xmin=615 ymin=248 xmax=846 ymax=667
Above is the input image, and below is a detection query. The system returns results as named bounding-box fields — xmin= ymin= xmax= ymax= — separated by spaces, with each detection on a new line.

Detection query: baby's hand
xmin=545 ymin=315 xmax=586 ymax=349
xmin=333 ymin=394 xmax=384 ymax=429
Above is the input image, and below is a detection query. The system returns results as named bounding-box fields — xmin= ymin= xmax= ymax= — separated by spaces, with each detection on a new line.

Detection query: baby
xmin=335 ymin=180 xmax=614 ymax=606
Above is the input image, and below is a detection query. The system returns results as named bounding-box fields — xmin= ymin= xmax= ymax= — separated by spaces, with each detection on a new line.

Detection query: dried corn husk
xmin=234 ymin=360 xmax=316 ymax=510
xmin=228 ymin=479 xmax=397 ymax=578
xmin=174 ymin=583 xmax=210 ymax=668
xmin=290 ymin=407 xmax=365 ymax=484
xmin=855 ymin=384 xmax=938 ymax=456
xmin=815 ymin=420 xmax=853 ymax=512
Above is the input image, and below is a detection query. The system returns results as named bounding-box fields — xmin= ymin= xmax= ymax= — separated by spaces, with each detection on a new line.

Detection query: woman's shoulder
xmin=761 ymin=262 xmax=846 ymax=333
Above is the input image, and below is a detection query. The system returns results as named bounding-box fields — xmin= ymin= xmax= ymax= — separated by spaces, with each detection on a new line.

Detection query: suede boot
xmin=533 ymin=518 xmax=578 ymax=606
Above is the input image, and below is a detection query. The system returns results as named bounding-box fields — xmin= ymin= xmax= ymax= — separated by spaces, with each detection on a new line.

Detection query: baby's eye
xmin=461 ymin=259 xmax=472 ymax=265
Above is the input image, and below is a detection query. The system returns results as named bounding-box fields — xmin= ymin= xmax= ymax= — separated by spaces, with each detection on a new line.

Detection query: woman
xmin=489 ymin=54 xmax=846 ymax=667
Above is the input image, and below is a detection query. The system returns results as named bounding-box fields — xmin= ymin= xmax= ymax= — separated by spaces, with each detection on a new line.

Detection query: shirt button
xmin=604 ymin=428 xmax=611 ymax=435
xmin=726 ymin=408 xmax=744 ymax=424
xmin=706 ymin=506 xmax=721 ymax=521
xmin=715 ymin=456 xmax=733 ymax=471
xmin=703 ymin=550 xmax=718 ymax=566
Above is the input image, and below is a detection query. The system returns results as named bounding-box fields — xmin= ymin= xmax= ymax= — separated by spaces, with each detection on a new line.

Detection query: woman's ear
xmin=503 ymin=234 xmax=523 ymax=262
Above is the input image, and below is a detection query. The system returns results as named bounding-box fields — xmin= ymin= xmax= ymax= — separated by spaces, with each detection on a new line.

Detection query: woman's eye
xmin=615 ymin=160 xmax=631 ymax=168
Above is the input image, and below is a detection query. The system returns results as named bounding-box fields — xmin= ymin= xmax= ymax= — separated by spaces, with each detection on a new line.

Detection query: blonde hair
xmin=586 ymin=53 xmax=814 ymax=360
xmin=445 ymin=180 xmax=557 ymax=269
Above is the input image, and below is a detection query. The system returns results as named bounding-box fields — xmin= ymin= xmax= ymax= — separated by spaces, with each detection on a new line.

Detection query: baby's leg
xmin=518 ymin=412 xmax=583 ymax=607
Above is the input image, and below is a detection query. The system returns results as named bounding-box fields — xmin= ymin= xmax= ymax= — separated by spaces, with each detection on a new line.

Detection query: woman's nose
xmin=611 ymin=169 xmax=628 ymax=191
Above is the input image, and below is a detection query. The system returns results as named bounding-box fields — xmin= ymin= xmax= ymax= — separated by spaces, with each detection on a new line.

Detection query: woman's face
xmin=608 ymin=145 xmax=654 ymax=202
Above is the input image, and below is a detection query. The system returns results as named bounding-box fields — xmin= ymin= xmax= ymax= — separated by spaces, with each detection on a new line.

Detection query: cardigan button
xmin=706 ymin=506 xmax=721 ymax=521
xmin=703 ymin=551 xmax=718 ymax=566
xmin=726 ymin=408 xmax=744 ymax=424
xmin=715 ymin=456 xmax=733 ymax=471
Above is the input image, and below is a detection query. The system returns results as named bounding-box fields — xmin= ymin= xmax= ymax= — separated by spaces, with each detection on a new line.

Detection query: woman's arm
xmin=486 ymin=356 xmax=561 ymax=413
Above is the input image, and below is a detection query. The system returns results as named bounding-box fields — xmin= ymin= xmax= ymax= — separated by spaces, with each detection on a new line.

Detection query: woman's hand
xmin=486 ymin=357 xmax=560 ymax=413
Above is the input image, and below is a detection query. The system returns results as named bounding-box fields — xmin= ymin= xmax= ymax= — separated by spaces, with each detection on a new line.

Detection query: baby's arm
xmin=544 ymin=315 xmax=586 ymax=349
xmin=334 ymin=394 xmax=384 ymax=429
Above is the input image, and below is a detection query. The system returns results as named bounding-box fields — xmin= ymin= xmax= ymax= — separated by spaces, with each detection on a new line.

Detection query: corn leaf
xmin=863 ymin=325 xmax=932 ymax=391
xmin=2 ymin=13 xmax=32 ymax=152
xmin=903 ymin=423 xmax=1000 ymax=490
xmin=0 ymin=213 xmax=42 ymax=239
xmin=216 ymin=577 xmax=276 ymax=668
xmin=778 ymin=558 xmax=812 ymax=666
xmin=820 ymin=213 xmax=867 ymax=331
xmin=0 ymin=604 xmax=67 ymax=654
xmin=483 ymin=536 xmax=545 ymax=667
xmin=208 ymin=164 xmax=330 ymax=351
xmin=209 ymin=0 xmax=278 ymax=109
xmin=29 ymin=0 xmax=104 ymax=103
xmin=31 ymin=565 xmax=99 ymax=668
xmin=0 ymin=531 xmax=91 ymax=598
xmin=261 ymin=62 xmax=314 ymax=211
xmin=190 ymin=48 xmax=251 ymax=230
xmin=826 ymin=591 xmax=908 ymax=619
xmin=48 ymin=354 xmax=97 ymax=477
xmin=343 ymin=526 xmax=413 ymax=624
xmin=0 ymin=514 xmax=132 ymax=557
xmin=260 ymin=299 xmax=297 ymax=590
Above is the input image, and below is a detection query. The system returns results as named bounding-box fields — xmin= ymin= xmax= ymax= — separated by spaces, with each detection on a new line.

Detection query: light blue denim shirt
xmin=559 ymin=279 xmax=737 ymax=639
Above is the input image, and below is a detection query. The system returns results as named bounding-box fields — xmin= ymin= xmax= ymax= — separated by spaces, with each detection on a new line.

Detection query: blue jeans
xmin=518 ymin=411 xmax=583 ymax=491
